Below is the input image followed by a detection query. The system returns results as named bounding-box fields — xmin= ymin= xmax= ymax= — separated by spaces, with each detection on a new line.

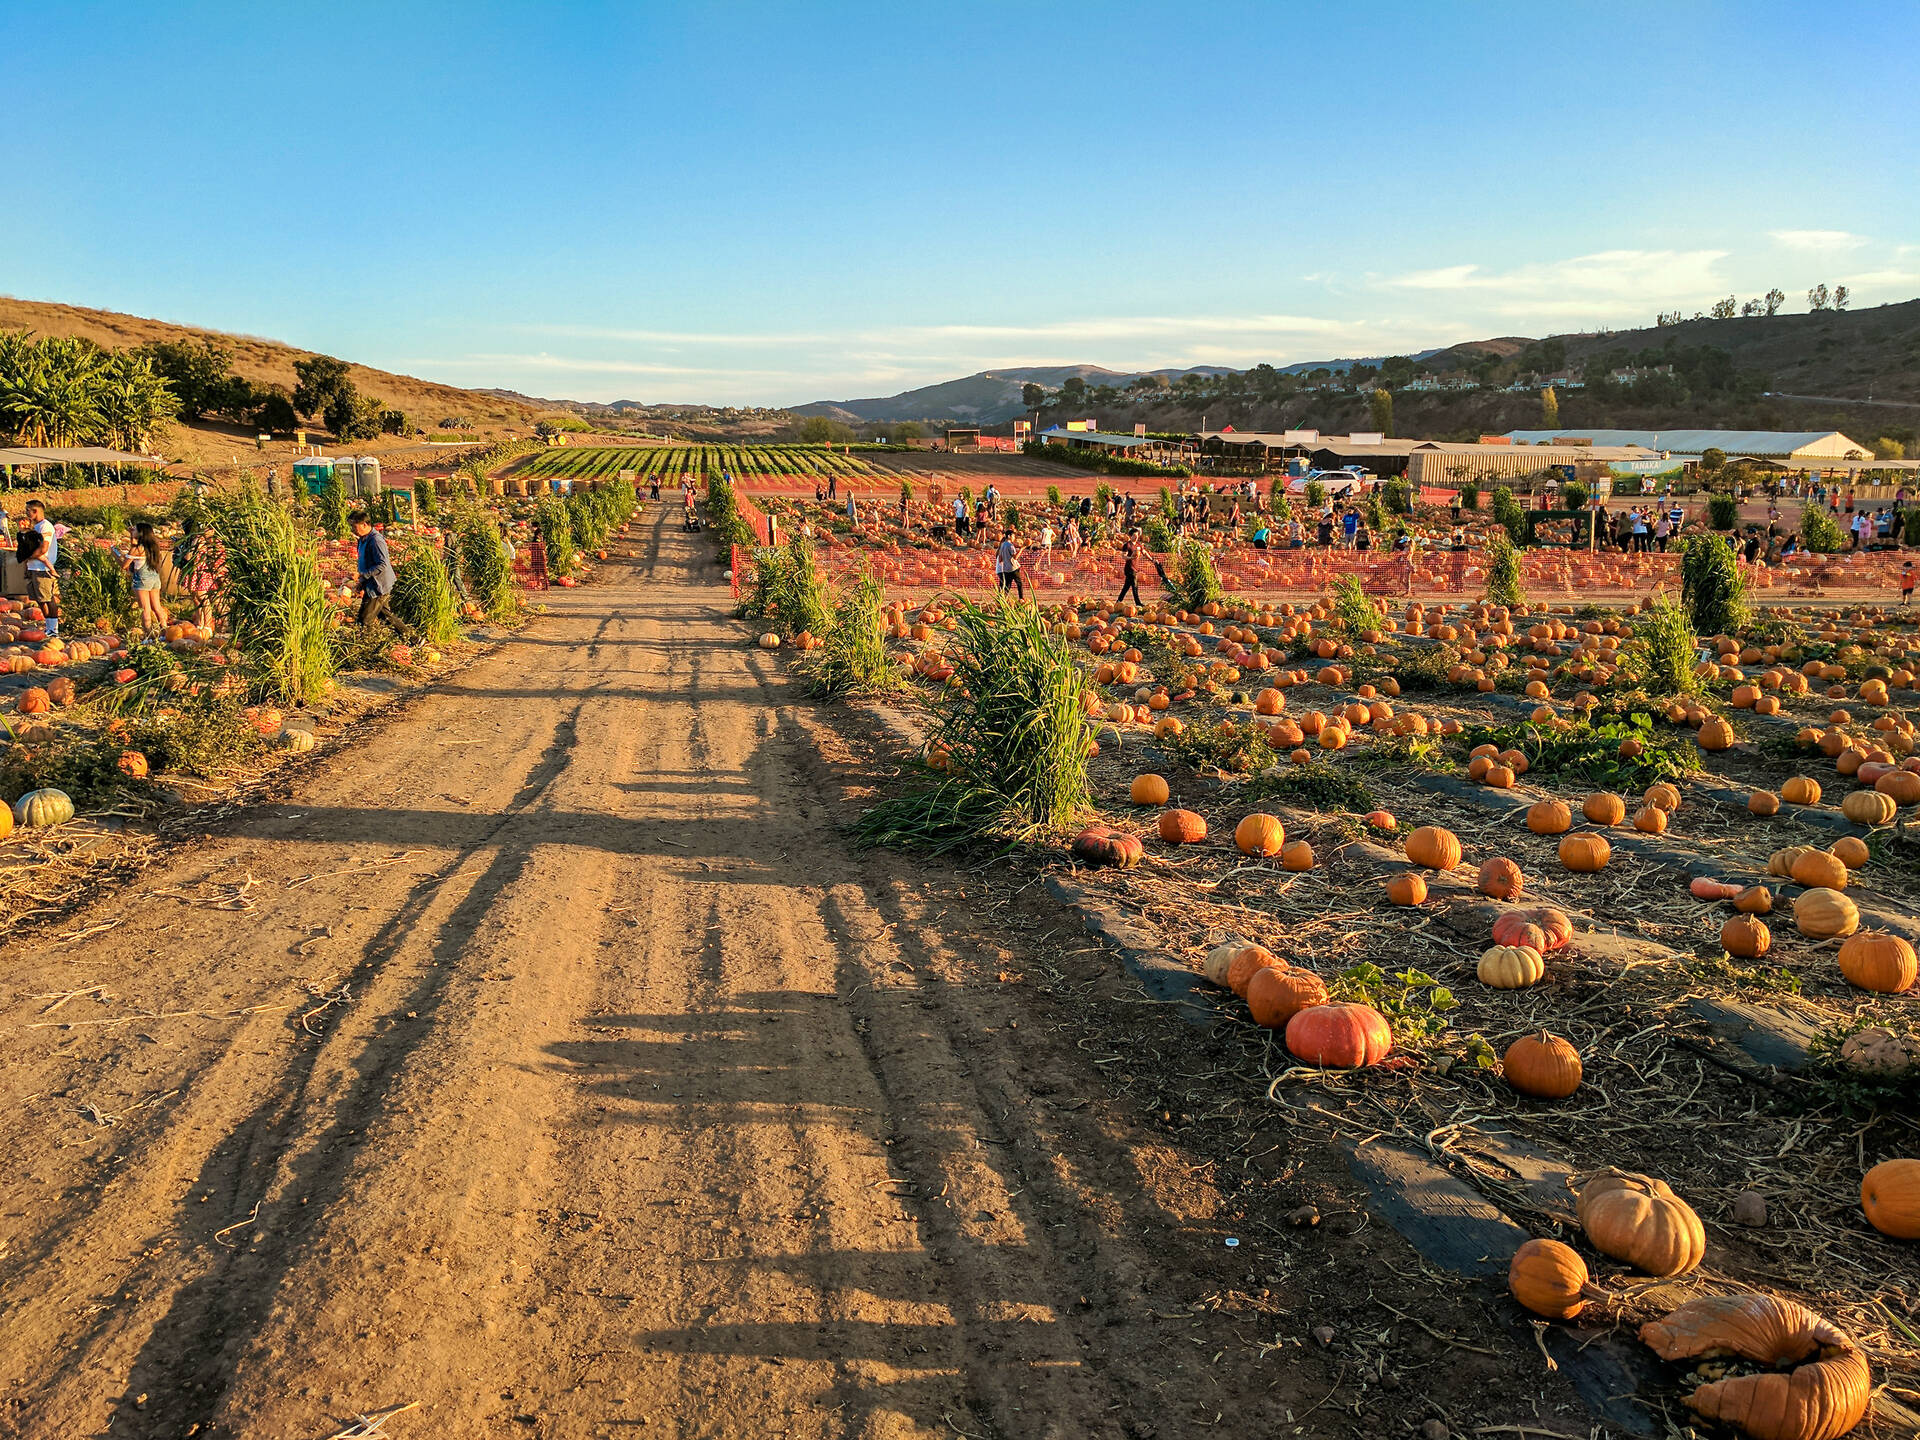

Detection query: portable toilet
xmin=293 ymin=457 xmax=335 ymax=497
xmin=356 ymin=456 xmax=382 ymax=497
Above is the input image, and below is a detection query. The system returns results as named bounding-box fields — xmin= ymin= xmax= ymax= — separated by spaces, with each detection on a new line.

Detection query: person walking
xmin=21 ymin=500 xmax=60 ymax=638
xmin=1903 ymin=562 xmax=1915 ymax=607
xmin=994 ymin=529 xmax=1025 ymax=600
xmin=1065 ymin=514 xmax=1081 ymax=561
xmin=123 ymin=522 xmax=170 ymax=635
xmin=1117 ymin=536 xmax=1142 ymax=606
xmin=350 ymin=509 xmax=396 ymax=630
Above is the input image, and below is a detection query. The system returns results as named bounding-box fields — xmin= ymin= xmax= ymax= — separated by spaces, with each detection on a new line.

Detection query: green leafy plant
xmin=197 ymin=490 xmax=335 ymax=706
xmin=319 ymin=469 xmax=350 ymax=540
xmin=1165 ymin=720 xmax=1276 ymax=775
xmin=1304 ymin=479 xmax=1327 ymax=508
xmin=1142 ymin=515 xmax=1176 ymax=553
xmin=1561 ymin=480 xmax=1590 ymax=510
xmin=457 ymin=507 xmax=519 ymax=622
xmin=1460 ymin=711 xmax=1692 ymax=789
xmin=1706 ymin=492 xmax=1740 ymax=530
xmin=1490 ymin=485 xmax=1525 ymax=541
xmin=1242 ymin=761 xmax=1375 ymax=812
xmin=1330 ymin=963 xmax=1457 ymax=1046
xmin=1381 ymin=478 xmax=1412 ymax=516
xmin=1800 ymin=504 xmax=1843 ymax=553
xmin=62 ymin=543 xmax=138 ymax=637
xmin=1458 ymin=482 xmax=1479 ymax=510
xmin=1331 ymin=574 xmax=1377 ymax=636
xmin=533 ymin=494 xmax=577 ymax=577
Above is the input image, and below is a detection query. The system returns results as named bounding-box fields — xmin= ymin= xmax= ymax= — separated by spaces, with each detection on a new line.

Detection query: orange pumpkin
xmin=1836 ymin=932 xmax=1917 ymax=993
xmin=1508 ymin=1237 xmax=1598 ymax=1319
xmin=1862 ymin=1157 xmax=1920 ymax=1239
xmin=1284 ymin=1003 xmax=1393 ymax=1068
xmin=1525 ymin=799 xmax=1572 ymax=835
xmin=1129 ymin=774 xmax=1171 ymax=805
xmin=1158 ymin=809 xmax=1207 ymax=845
xmin=1558 ymin=833 xmax=1611 ymax=873
xmin=1504 ymin=1032 xmax=1583 ymax=1099
xmin=1476 ymin=857 xmax=1524 ymax=901
xmin=1234 ymin=813 xmax=1284 ymax=857
xmin=1246 ymin=964 xmax=1329 ymax=1028
xmin=1405 ymin=825 xmax=1461 ymax=870
xmin=1721 ymin=914 xmax=1771 ymax=959
xmin=1582 ymin=792 xmax=1626 ymax=825
xmin=1279 ymin=840 xmax=1315 ymax=871
xmin=1385 ymin=871 xmax=1428 ymax=906
xmin=1226 ymin=945 xmax=1285 ymax=998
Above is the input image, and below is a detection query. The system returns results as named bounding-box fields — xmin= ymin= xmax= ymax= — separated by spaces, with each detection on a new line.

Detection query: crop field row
xmin=516 ymin=444 xmax=879 ymax=481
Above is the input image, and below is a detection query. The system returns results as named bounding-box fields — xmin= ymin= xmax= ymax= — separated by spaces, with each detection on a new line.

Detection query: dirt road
xmin=0 ymin=511 xmax=1335 ymax=1439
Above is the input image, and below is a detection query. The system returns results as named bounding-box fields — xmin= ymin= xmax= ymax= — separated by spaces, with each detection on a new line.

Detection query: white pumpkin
xmin=14 ymin=787 xmax=75 ymax=828
xmin=757 ymin=633 xmax=781 ymax=650
xmin=1478 ymin=944 xmax=1546 ymax=989
xmin=1203 ymin=939 xmax=1249 ymax=988
xmin=281 ymin=728 xmax=317 ymax=753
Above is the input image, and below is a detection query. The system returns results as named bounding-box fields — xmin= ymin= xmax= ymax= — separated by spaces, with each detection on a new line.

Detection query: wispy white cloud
xmin=1380 ymin=249 xmax=1729 ymax=305
xmin=1770 ymin=229 xmax=1868 ymax=253
xmin=415 ymin=352 xmax=791 ymax=379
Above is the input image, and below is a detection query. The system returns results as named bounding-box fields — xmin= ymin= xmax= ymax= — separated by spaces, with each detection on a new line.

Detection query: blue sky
xmin=5 ymin=1 xmax=1916 ymax=405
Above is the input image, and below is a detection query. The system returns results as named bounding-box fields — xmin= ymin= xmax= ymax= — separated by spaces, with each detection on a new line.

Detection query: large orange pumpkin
xmin=1505 ymin=1032 xmax=1582 ymax=1099
xmin=1836 ymin=932 xmax=1917 ymax=993
xmin=1284 ymin=1003 xmax=1393 ymax=1068
xmin=1385 ymin=871 xmax=1428 ymax=906
xmin=1404 ymin=825 xmax=1461 ymax=870
xmin=1476 ymin=857 xmax=1524 ymax=900
xmin=1234 ymin=813 xmax=1284 ymax=857
xmin=1158 ymin=809 xmax=1207 ymax=844
xmin=1525 ymin=799 xmax=1571 ymax=835
xmin=1577 ymin=1169 xmax=1705 ymax=1276
xmin=1129 ymin=773 xmax=1171 ymax=805
xmin=1558 ymin=833 xmax=1612 ymax=873
xmin=1862 ymin=1157 xmax=1920 ymax=1239
xmin=1508 ymin=1237 xmax=1597 ymax=1319
xmin=1583 ymin=792 xmax=1626 ymax=825
xmin=1226 ymin=945 xmax=1285 ymax=998
xmin=1246 ymin=965 xmax=1329 ymax=1028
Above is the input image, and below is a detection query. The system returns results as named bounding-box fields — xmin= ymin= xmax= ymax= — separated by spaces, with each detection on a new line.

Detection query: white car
xmin=1285 ymin=468 xmax=1370 ymax=499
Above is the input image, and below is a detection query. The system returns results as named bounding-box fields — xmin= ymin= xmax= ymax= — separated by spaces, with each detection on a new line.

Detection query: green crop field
xmin=515 ymin=444 xmax=881 ymax=481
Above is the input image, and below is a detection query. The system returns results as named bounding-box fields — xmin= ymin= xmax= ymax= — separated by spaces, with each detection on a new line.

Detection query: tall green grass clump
xmin=772 ymin=534 xmax=832 ymax=637
xmin=1681 ymin=533 xmax=1749 ymax=635
xmin=1331 ymin=574 xmax=1378 ymax=636
xmin=1483 ymin=531 xmax=1525 ymax=608
xmin=1458 ymin=482 xmax=1480 ymax=510
xmin=1620 ymin=593 xmax=1701 ymax=695
xmin=535 ymin=495 xmax=576 ymax=577
xmin=857 ymin=597 xmax=1091 ymax=853
xmin=63 ymin=543 xmax=137 ymax=636
xmin=804 ymin=566 xmax=900 ymax=699
xmin=1167 ymin=537 xmax=1223 ymax=610
xmin=1305 ymin=479 xmax=1327 ymax=508
xmin=458 ymin=508 xmax=519 ymax=621
xmin=1706 ymin=492 xmax=1739 ymax=530
xmin=319 ymin=470 xmax=350 ymax=540
xmin=1490 ymin=485 xmax=1525 ymax=541
xmin=203 ymin=492 xmax=335 ymax=706
xmin=392 ymin=543 xmax=461 ymax=647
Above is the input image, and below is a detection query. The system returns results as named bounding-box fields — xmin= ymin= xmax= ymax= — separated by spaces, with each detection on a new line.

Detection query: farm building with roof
xmin=1499 ymin=428 xmax=1872 ymax=462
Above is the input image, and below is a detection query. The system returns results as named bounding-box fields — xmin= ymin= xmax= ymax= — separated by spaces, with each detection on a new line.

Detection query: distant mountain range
xmin=788 ymin=353 xmax=1475 ymax=425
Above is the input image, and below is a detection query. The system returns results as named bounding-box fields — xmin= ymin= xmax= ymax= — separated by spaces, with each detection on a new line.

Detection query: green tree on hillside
xmin=293 ymin=354 xmax=353 ymax=418
xmin=798 ymin=415 xmax=854 ymax=444
xmin=1541 ymin=386 xmax=1559 ymax=428
xmin=1020 ymin=383 xmax=1046 ymax=409
xmin=1368 ymin=388 xmax=1394 ymax=437
xmin=1764 ymin=288 xmax=1785 ymax=316
xmin=136 ymin=337 xmax=233 ymax=420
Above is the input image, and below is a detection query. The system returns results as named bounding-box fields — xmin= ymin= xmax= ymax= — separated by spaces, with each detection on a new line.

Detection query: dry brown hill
xmin=0 ymin=295 xmax=539 ymax=433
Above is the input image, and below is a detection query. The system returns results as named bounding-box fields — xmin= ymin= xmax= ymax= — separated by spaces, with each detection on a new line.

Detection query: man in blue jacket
xmin=350 ymin=510 xmax=396 ymax=630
